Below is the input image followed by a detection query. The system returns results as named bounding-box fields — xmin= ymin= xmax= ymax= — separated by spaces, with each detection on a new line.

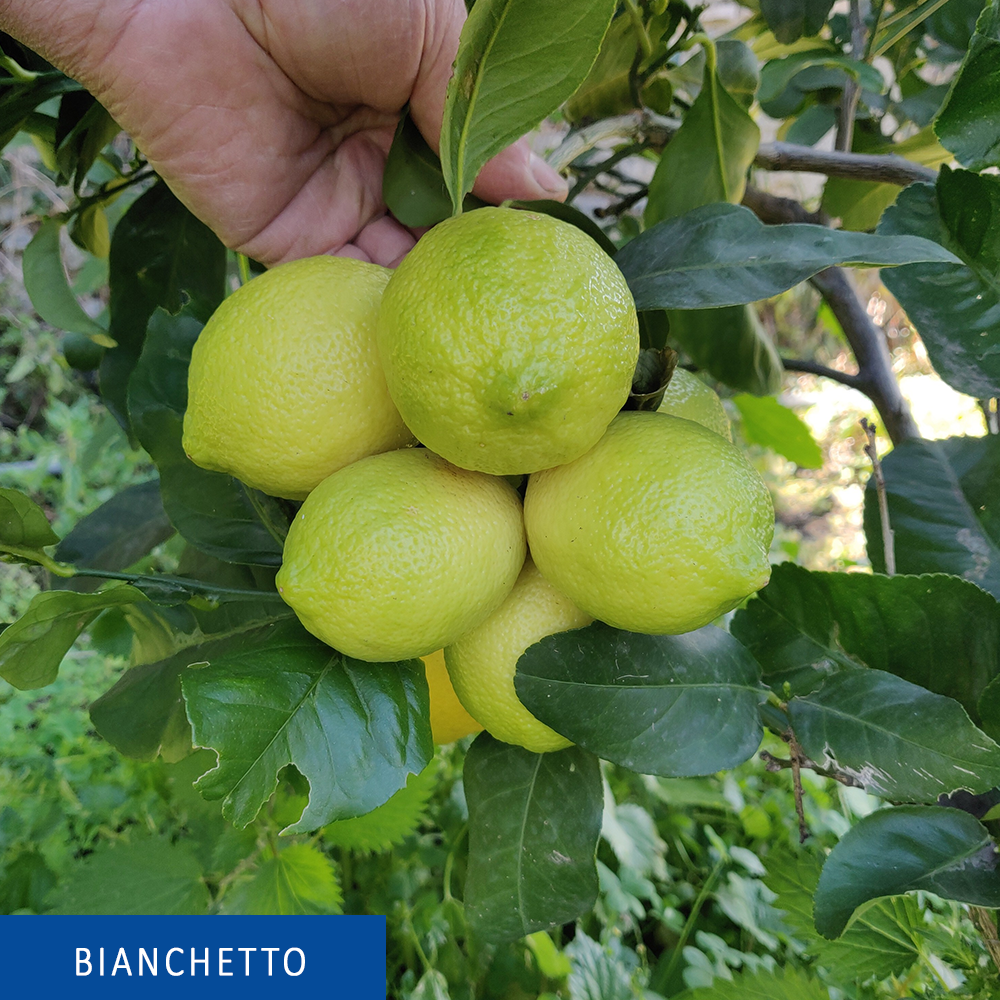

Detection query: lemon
xmin=422 ymin=649 xmax=482 ymax=744
xmin=524 ymin=412 xmax=773 ymax=634
xmin=445 ymin=559 xmax=591 ymax=753
xmin=184 ymin=256 xmax=412 ymax=500
xmin=276 ymin=448 xmax=525 ymax=661
xmin=376 ymin=207 xmax=639 ymax=476
xmin=658 ymin=368 xmax=731 ymax=440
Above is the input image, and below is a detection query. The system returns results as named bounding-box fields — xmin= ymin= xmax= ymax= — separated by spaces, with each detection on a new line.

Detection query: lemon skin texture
xmin=445 ymin=559 xmax=592 ymax=753
xmin=276 ymin=448 xmax=526 ymax=661
xmin=422 ymin=649 xmax=483 ymax=744
xmin=183 ymin=256 xmax=412 ymax=500
xmin=657 ymin=368 xmax=732 ymax=440
xmin=524 ymin=412 xmax=774 ymax=635
xmin=376 ymin=207 xmax=639 ymax=476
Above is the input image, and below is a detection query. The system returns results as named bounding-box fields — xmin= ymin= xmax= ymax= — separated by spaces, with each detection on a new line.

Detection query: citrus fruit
xmin=183 ymin=256 xmax=412 ymax=500
xmin=276 ymin=448 xmax=525 ymax=661
xmin=445 ymin=558 xmax=591 ymax=753
xmin=657 ymin=368 xmax=731 ymax=440
xmin=524 ymin=412 xmax=773 ymax=634
xmin=376 ymin=207 xmax=639 ymax=476
xmin=422 ymin=649 xmax=482 ymax=744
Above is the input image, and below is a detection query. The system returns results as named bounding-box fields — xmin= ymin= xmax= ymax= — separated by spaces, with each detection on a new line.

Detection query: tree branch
xmin=837 ymin=0 xmax=869 ymax=152
xmin=782 ymin=358 xmax=863 ymax=389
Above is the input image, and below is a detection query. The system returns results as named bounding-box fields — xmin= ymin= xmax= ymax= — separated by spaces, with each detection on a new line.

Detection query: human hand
xmin=13 ymin=0 xmax=567 ymax=265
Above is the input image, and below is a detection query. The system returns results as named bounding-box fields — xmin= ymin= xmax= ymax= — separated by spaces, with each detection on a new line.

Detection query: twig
xmin=594 ymin=187 xmax=648 ymax=218
xmin=861 ymin=417 xmax=896 ymax=575
xmin=979 ymin=398 xmax=999 ymax=435
xmin=837 ymin=0 xmax=869 ymax=152
xmin=969 ymin=906 xmax=1000 ymax=974
xmin=782 ymin=358 xmax=863 ymax=389
xmin=760 ymin=749 xmax=865 ymax=789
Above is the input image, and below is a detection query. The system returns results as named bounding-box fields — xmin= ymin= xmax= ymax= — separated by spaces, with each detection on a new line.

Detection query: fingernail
xmin=529 ymin=151 xmax=568 ymax=198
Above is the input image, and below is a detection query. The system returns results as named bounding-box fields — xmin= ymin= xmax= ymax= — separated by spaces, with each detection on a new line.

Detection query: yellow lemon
xmin=524 ymin=412 xmax=773 ymax=634
xmin=422 ymin=649 xmax=482 ymax=744
xmin=276 ymin=448 xmax=525 ymax=661
xmin=657 ymin=368 xmax=732 ymax=440
xmin=445 ymin=559 xmax=592 ymax=753
xmin=376 ymin=207 xmax=639 ymax=476
xmin=184 ymin=256 xmax=412 ymax=500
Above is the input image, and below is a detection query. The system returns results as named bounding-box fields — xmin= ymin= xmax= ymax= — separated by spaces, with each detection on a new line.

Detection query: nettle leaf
xmin=764 ymin=849 xmax=924 ymax=981
xmin=786 ymin=668 xmax=1000 ymax=802
xmin=463 ymin=734 xmax=602 ymax=942
xmin=0 ymin=487 xmax=58 ymax=558
xmin=566 ymin=929 xmax=640 ymax=1000
xmin=615 ymin=202 xmax=957 ymax=310
xmin=732 ymin=394 xmax=822 ymax=468
xmin=222 ymin=843 xmax=342 ymax=915
xmin=183 ymin=617 xmax=432 ymax=832
xmin=101 ymin=182 xmax=225 ymax=427
xmin=50 ymin=835 xmax=210 ymax=915
xmin=682 ymin=966 xmax=830 ymax=1000
xmin=863 ymin=435 xmax=1000 ymax=600
xmin=54 ymin=479 xmax=175 ymax=591
xmin=515 ymin=622 xmax=765 ymax=777
xmin=127 ymin=308 xmax=287 ymax=566
xmin=0 ymin=585 xmax=144 ymax=691
xmin=732 ymin=564 xmax=1000 ymax=713
xmin=814 ymin=806 xmax=1000 ymax=938
xmin=759 ymin=0 xmax=834 ymax=44
xmin=935 ymin=0 xmax=1000 ymax=171
xmin=879 ymin=169 xmax=1000 ymax=397
xmin=440 ymin=0 xmax=616 ymax=212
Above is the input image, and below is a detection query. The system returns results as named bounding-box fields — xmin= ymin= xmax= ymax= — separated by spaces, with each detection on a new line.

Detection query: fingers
xmin=472 ymin=136 xmax=568 ymax=204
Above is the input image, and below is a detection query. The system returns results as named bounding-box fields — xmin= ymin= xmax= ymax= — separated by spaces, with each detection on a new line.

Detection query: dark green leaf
xmin=926 ymin=0 xmax=988 ymax=50
xmin=759 ymin=51 xmax=885 ymax=105
xmin=101 ymin=182 xmax=225 ymax=426
xmin=182 ymin=617 xmax=432 ymax=831
xmin=127 ymin=308 xmax=287 ymax=566
xmin=0 ymin=74 xmax=81 ymax=147
xmin=54 ymin=479 xmax=175 ymax=591
xmin=667 ymin=305 xmax=783 ymax=396
xmin=871 ymin=0 xmax=955 ymax=57
xmin=564 ymin=13 xmax=639 ymax=123
xmin=510 ymin=199 xmax=618 ymax=257
xmin=463 ymin=734 xmax=601 ymax=942
xmin=814 ymin=806 xmax=1000 ymax=938
xmin=615 ymin=202 xmax=957 ymax=310
xmin=786 ymin=668 xmax=1000 ymax=801
xmin=222 ymin=843 xmax=342 ymax=915
xmin=759 ymin=0 xmax=834 ymax=43
xmin=440 ymin=0 xmax=616 ymax=212
xmin=681 ymin=967 xmax=830 ymax=999
xmin=50 ymin=836 xmax=210 ymax=915
xmin=935 ymin=0 xmax=1000 ymax=171
xmin=863 ymin=435 xmax=1000 ymax=599
xmin=0 ymin=585 xmax=144 ymax=691
xmin=0 ymin=850 xmax=57 ymax=914
xmin=22 ymin=219 xmax=110 ymax=339
xmin=565 ymin=930 xmax=640 ymax=1000
xmin=0 ymin=487 xmax=59 ymax=554
xmin=515 ymin=622 xmax=765 ymax=776
xmin=733 ymin=394 xmax=822 ymax=467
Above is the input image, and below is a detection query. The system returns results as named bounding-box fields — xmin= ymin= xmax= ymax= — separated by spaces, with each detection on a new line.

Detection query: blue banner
xmin=0 ymin=915 xmax=386 ymax=997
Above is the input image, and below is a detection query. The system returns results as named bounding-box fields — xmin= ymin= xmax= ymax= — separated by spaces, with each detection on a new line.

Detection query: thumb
xmin=408 ymin=0 xmax=568 ymax=205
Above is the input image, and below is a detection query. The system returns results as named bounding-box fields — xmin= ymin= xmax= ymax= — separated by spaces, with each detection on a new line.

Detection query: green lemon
xmin=376 ymin=207 xmax=639 ymax=476
xmin=524 ymin=412 xmax=773 ymax=634
xmin=657 ymin=368 xmax=732 ymax=440
xmin=276 ymin=448 xmax=526 ymax=661
xmin=445 ymin=558 xmax=591 ymax=753
xmin=184 ymin=256 xmax=412 ymax=500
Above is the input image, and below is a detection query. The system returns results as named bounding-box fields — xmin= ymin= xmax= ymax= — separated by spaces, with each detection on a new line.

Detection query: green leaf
xmin=667 ymin=305 xmax=783 ymax=396
xmin=0 ymin=487 xmax=59 ymax=557
xmin=0 ymin=849 xmax=57 ymax=914
xmin=565 ymin=929 xmax=640 ymax=1000
xmin=182 ymin=618 xmax=432 ymax=831
xmin=440 ymin=0 xmax=616 ymax=212
xmin=680 ymin=966 xmax=832 ymax=999
xmin=322 ymin=764 xmax=437 ymax=852
xmin=758 ymin=50 xmax=885 ymax=104
xmin=101 ymin=182 xmax=225 ymax=427
xmin=645 ymin=66 xmax=760 ymax=226
xmin=564 ymin=13 xmax=640 ymax=123
xmin=463 ymin=734 xmax=602 ymax=942
xmin=0 ymin=585 xmax=144 ymax=691
xmin=764 ymin=849 xmax=924 ymax=981
xmin=0 ymin=73 xmax=81 ymax=148
xmin=863 ymin=435 xmax=1000 ymax=599
xmin=759 ymin=0 xmax=834 ymax=44
xmin=733 ymin=394 xmax=822 ymax=467
xmin=50 ymin=835 xmax=210 ymax=915
xmin=22 ymin=219 xmax=110 ymax=340
xmin=222 ymin=842 xmax=342 ymax=915
xmin=871 ymin=0 xmax=955 ymax=57
xmin=515 ymin=622 xmax=765 ymax=777
xmin=70 ymin=203 xmax=110 ymax=259
xmin=53 ymin=479 xmax=174 ymax=590
xmin=786 ymin=667 xmax=1000 ymax=801
xmin=127 ymin=309 xmax=287 ymax=566
xmin=615 ymin=202 xmax=958 ymax=310
xmin=935 ymin=0 xmax=1000 ymax=171
xmin=814 ymin=806 xmax=1000 ymax=938
xmin=878 ymin=170 xmax=1000 ymax=397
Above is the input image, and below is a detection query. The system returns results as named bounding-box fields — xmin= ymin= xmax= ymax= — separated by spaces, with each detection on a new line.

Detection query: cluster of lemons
xmin=183 ymin=208 xmax=773 ymax=752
